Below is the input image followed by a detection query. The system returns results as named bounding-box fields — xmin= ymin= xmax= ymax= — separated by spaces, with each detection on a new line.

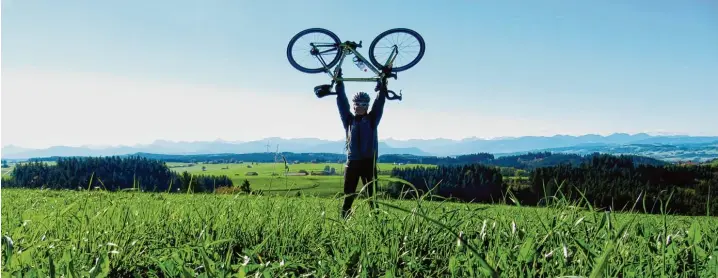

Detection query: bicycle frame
xmin=311 ymin=42 xmax=398 ymax=83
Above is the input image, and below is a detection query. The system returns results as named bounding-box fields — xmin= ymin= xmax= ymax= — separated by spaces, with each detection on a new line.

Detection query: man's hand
xmin=374 ymin=77 xmax=388 ymax=93
xmin=334 ymin=68 xmax=343 ymax=84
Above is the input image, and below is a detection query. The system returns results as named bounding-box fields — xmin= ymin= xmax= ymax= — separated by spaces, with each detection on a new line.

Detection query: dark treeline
xmin=3 ymin=156 xmax=233 ymax=193
xmin=26 ymin=151 xmax=666 ymax=170
xmin=529 ymin=154 xmax=718 ymax=216
xmin=381 ymin=152 xmax=667 ymax=169
xmin=387 ymin=153 xmax=717 ymax=216
xmin=29 ymin=152 xmax=348 ymax=164
xmin=386 ymin=163 xmax=504 ymax=203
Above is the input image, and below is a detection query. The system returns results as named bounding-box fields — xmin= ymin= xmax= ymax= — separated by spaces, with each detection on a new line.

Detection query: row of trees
xmin=386 ymin=163 xmax=504 ymax=203
xmin=381 ymin=152 xmax=667 ymax=169
xmin=529 ymin=154 xmax=718 ymax=216
xmin=3 ymin=156 xmax=233 ymax=193
xmin=29 ymin=152 xmax=350 ymax=164
xmin=386 ymin=153 xmax=717 ymax=216
xmin=27 ymin=151 xmax=667 ymax=169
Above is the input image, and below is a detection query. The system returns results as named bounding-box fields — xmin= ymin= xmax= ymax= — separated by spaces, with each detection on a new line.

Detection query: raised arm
xmin=336 ymin=80 xmax=353 ymax=130
xmin=370 ymin=79 xmax=388 ymax=127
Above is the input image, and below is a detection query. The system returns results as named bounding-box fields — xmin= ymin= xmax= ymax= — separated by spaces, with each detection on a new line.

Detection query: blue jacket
xmin=336 ymin=81 xmax=386 ymax=161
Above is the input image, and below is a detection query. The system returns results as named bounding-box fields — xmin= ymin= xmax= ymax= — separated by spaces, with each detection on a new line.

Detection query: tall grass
xmin=2 ymin=178 xmax=717 ymax=277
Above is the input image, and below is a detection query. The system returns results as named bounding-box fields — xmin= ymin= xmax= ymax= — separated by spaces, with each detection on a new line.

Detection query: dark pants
xmin=342 ymin=158 xmax=379 ymax=218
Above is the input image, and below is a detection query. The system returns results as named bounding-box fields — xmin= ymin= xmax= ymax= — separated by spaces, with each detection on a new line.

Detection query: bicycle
xmin=287 ymin=28 xmax=426 ymax=101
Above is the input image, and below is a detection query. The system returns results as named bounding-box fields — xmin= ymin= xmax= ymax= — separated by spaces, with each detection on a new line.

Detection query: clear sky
xmin=2 ymin=0 xmax=717 ymax=149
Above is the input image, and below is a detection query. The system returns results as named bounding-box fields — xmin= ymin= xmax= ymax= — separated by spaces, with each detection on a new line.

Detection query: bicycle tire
xmin=287 ymin=28 xmax=342 ymax=74
xmin=368 ymin=28 xmax=425 ymax=72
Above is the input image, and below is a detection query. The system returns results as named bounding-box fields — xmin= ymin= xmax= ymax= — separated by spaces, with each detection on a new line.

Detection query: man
xmin=332 ymin=70 xmax=388 ymax=219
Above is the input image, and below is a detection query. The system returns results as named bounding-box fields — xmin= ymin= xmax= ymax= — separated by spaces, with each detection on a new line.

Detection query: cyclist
xmin=318 ymin=69 xmax=388 ymax=219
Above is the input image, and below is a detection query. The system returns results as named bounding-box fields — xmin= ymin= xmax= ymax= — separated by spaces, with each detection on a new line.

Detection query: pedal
xmin=387 ymin=90 xmax=402 ymax=101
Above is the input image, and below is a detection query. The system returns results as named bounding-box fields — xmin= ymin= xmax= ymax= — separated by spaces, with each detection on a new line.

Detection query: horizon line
xmin=4 ymin=131 xmax=718 ymax=150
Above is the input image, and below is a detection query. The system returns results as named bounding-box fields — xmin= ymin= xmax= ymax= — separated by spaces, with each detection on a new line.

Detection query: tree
xmin=240 ymin=179 xmax=251 ymax=193
xmin=1 ymin=160 xmax=9 ymax=168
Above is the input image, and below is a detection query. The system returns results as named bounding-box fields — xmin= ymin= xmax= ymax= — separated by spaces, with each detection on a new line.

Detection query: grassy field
xmin=166 ymin=162 xmax=433 ymax=197
xmin=1 ymin=166 xmax=13 ymax=176
xmin=2 ymin=161 xmax=56 ymax=177
xmin=2 ymin=189 xmax=717 ymax=277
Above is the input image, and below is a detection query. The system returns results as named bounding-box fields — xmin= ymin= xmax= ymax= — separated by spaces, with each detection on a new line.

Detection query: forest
xmin=3 ymin=156 xmax=233 ymax=193
xmin=388 ymin=153 xmax=717 ymax=216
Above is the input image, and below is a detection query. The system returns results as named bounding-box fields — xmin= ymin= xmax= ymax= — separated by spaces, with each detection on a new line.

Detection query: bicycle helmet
xmin=352 ymin=92 xmax=370 ymax=106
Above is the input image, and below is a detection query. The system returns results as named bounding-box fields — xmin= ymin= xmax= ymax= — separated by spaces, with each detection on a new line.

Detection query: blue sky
xmin=2 ymin=0 xmax=717 ymax=148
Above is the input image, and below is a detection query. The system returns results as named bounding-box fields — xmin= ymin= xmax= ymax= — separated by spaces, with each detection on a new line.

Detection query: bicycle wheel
xmin=287 ymin=28 xmax=342 ymax=74
xmin=369 ymin=28 xmax=425 ymax=72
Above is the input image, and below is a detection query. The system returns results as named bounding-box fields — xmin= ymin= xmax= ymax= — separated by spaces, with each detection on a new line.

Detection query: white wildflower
xmin=563 ymin=244 xmax=568 ymax=259
xmin=480 ymin=219 xmax=487 ymax=239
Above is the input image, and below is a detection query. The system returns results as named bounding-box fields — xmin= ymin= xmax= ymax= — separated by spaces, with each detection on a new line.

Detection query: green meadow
xmin=167 ymin=162 xmax=433 ymax=197
xmin=2 ymin=189 xmax=717 ymax=277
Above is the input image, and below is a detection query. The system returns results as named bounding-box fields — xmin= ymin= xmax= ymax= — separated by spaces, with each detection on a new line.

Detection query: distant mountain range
xmin=2 ymin=133 xmax=717 ymax=162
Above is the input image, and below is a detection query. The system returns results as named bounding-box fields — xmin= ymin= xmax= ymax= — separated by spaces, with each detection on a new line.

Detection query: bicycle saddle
xmin=314 ymin=84 xmax=336 ymax=98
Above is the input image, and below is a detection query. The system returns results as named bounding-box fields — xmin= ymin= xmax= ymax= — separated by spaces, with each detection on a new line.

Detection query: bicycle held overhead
xmin=286 ymin=28 xmax=426 ymax=100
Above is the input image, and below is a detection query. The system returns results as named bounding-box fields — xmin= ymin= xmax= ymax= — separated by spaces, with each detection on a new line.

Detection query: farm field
xmin=2 ymin=161 xmax=57 ymax=177
xmin=2 ymin=189 xmax=717 ymax=277
xmin=166 ymin=162 xmax=434 ymax=197
xmin=1 ymin=166 xmax=13 ymax=176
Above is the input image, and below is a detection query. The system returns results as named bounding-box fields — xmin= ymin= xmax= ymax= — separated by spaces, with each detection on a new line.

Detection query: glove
xmin=314 ymin=84 xmax=335 ymax=98
xmin=374 ymin=78 xmax=388 ymax=92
